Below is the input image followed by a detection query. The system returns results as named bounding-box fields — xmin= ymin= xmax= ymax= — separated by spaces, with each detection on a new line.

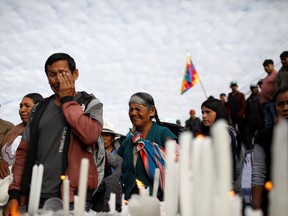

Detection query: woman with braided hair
xmin=117 ymin=92 xmax=177 ymax=201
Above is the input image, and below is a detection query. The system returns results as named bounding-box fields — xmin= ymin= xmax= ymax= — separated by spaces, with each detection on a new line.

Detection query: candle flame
xmin=196 ymin=134 xmax=205 ymax=140
xmin=265 ymin=181 xmax=273 ymax=191
xmin=11 ymin=200 xmax=20 ymax=216
xmin=60 ymin=175 xmax=66 ymax=181
xmin=136 ymin=179 xmax=145 ymax=189
xmin=123 ymin=200 xmax=128 ymax=205
xmin=228 ymin=191 xmax=236 ymax=197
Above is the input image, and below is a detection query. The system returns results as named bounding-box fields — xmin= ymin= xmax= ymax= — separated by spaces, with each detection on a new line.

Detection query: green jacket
xmin=117 ymin=122 xmax=177 ymax=200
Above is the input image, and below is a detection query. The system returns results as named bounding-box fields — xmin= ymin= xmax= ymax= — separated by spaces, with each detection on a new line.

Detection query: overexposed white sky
xmin=1 ymin=0 xmax=288 ymax=134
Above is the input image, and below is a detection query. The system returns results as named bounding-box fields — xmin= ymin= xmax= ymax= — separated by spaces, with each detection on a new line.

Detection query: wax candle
xmin=164 ymin=140 xmax=179 ymax=216
xmin=178 ymin=131 xmax=193 ymax=216
xmin=128 ymin=194 xmax=160 ymax=216
xmin=210 ymin=120 xmax=232 ymax=216
xmin=152 ymin=168 xmax=160 ymax=198
xmin=75 ymin=158 xmax=89 ymax=216
xmin=270 ymin=119 xmax=288 ymax=215
xmin=108 ymin=192 xmax=116 ymax=213
xmin=28 ymin=165 xmax=39 ymax=215
xmin=199 ymin=137 xmax=214 ymax=216
xmin=63 ymin=176 xmax=70 ymax=216
xmin=33 ymin=164 xmax=44 ymax=215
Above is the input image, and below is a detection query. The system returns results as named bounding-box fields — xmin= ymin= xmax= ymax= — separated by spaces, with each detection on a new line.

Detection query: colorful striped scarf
xmin=130 ymin=129 xmax=166 ymax=190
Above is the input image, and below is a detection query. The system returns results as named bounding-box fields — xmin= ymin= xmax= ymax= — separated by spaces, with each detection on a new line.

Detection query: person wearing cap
xmin=185 ymin=109 xmax=202 ymax=137
xmin=244 ymin=84 xmax=263 ymax=149
xmin=92 ymin=123 xmax=123 ymax=212
xmin=227 ymin=81 xmax=246 ymax=147
xmin=257 ymin=79 xmax=263 ymax=90
xmin=260 ymin=59 xmax=277 ymax=128
xmin=275 ymin=51 xmax=288 ymax=91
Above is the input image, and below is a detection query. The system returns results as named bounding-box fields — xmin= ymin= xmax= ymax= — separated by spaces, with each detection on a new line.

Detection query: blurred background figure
xmin=92 ymin=123 xmax=124 ymax=212
xmin=275 ymin=51 xmax=288 ymax=91
xmin=0 ymin=103 xmax=14 ymax=139
xmin=252 ymin=87 xmax=288 ymax=216
xmin=185 ymin=109 xmax=202 ymax=137
xmin=260 ymin=59 xmax=277 ymax=128
xmin=244 ymin=84 xmax=263 ymax=150
xmin=201 ymin=98 xmax=245 ymax=195
xmin=227 ymin=81 xmax=246 ymax=148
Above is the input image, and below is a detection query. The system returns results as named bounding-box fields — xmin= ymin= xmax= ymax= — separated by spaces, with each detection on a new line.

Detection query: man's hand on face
xmin=58 ymin=71 xmax=77 ymax=100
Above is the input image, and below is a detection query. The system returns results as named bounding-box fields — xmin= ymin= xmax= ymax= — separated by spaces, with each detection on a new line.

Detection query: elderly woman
xmin=201 ymin=98 xmax=245 ymax=195
xmin=118 ymin=92 xmax=177 ymax=201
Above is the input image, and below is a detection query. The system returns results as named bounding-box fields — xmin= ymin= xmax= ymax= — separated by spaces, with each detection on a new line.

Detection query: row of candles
xmin=26 ymin=119 xmax=287 ymax=216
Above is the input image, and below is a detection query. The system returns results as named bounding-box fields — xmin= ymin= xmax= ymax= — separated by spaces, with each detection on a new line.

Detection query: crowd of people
xmin=0 ymin=51 xmax=287 ymax=216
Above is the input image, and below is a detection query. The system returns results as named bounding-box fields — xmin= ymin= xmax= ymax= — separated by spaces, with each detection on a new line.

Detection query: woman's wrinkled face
xmin=201 ymin=106 xmax=217 ymax=127
xmin=128 ymin=103 xmax=155 ymax=130
xmin=19 ymin=97 xmax=35 ymax=124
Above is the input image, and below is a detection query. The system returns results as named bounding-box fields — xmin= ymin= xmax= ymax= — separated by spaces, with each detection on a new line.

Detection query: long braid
xmin=154 ymin=109 xmax=162 ymax=125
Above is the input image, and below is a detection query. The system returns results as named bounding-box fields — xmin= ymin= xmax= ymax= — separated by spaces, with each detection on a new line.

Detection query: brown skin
xmin=46 ymin=59 xmax=78 ymax=106
xmin=252 ymin=90 xmax=288 ymax=210
xmin=0 ymin=97 xmax=35 ymax=179
xmin=102 ymin=132 xmax=115 ymax=153
xmin=128 ymin=103 xmax=155 ymax=139
xmin=3 ymin=60 xmax=79 ymax=216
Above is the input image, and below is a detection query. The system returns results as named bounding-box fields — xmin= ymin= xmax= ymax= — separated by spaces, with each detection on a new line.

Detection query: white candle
xmin=191 ymin=135 xmax=203 ymax=216
xmin=75 ymin=158 xmax=89 ymax=216
xmin=245 ymin=207 xmax=263 ymax=216
xmin=270 ymin=119 xmax=288 ymax=215
xmin=152 ymin=168 xmax=160 ymax=198
xmin=178 ymin=131 xmax=193 ymax=216
xmin=199 ymin=137 xmax=214 ymax=216
xmin=128 ymin=194 xmax=160 ymax=216
xmin=33 ymin=164 xmax=44 ymax=215
xmin=164 ymin=140 xmax=179 ymax=216
xmin=63 ymin=176 xmax=70 ymax=216
xmin=28 ymin=165 xmax=39 ymax=215
xmin=108 ymin=192 xmax=116 ymax=213
xmin=210 ymin=120 xmax=232 ymax=216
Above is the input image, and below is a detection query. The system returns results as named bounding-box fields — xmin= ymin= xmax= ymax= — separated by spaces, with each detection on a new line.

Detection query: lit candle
xmin=178 ymin=131 xmax=193 ymax=216
xmin=75 ymin=158 xmax=89 ymax=216
xmin=164 ymin=140 xmax=179 ymax=216
xmin=62 ymin=175 xmax=70 ymax=216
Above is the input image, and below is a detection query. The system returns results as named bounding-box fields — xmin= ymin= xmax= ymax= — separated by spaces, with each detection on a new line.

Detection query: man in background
xmin=185 ymin=109 xmax=202 ymax=136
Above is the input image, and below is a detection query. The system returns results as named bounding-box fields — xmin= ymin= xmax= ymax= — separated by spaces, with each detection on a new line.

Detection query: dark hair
xmin=201 ymin=98 xmax=228 ymax=121
xmin=129 ymin=92 xmax=162 ymax=125
xmin=220 ymin=93 xmax=226 ymax=97
xmin=280 ymin=51 xmax=288 ymax=58
xmin=23 ymin=93 xmax=43 ymax=104
xmin=44 ymin=53 xmax=76 ymax=74
xmin=273 ymin=87 xmax=288 ymax=102
xmin=263 ymin=59 xmax=274 ymax=66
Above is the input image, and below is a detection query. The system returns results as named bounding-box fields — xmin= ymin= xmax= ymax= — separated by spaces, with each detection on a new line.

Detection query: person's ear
xmin=73 ymin=69 xmax=79 ymax=81
xmin=150 ymin=106 xmax=156 ymax=117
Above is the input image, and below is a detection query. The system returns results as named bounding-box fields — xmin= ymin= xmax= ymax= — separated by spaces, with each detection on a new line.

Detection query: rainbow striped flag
xmin=181 ymin=53 xmax=200 ymax=94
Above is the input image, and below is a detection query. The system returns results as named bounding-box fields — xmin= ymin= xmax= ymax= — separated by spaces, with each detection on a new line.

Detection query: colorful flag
xmin=181 ymin=53 xmax=200 ymax=95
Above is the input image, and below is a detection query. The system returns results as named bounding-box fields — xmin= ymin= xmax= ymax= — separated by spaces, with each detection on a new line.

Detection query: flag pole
xmin=188 ymin=52 xmax=208 ymax=99
xmin=197 ymin=72 xmax=208 ymax=99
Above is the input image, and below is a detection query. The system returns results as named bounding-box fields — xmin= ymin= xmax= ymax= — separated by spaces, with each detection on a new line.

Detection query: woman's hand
xmin=0 ymin=159 xmax=10 ymax=179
